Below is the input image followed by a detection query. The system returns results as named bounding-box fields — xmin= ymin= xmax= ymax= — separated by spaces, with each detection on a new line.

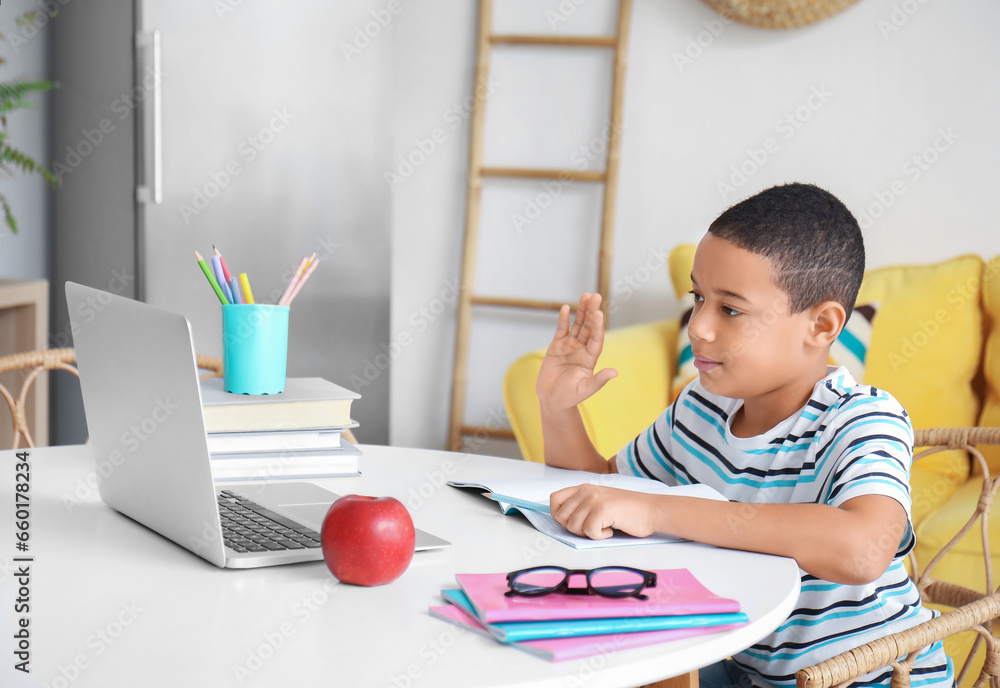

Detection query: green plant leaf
xmin=0 ymin=13 xmax=60 ymax=236
xmin=0 ymin=81 xmax=58 ymax=115
xmin=0 ymin=142 xmax=59 ymax=187
xmin=0 ymin=192 xmax=18 ymax=235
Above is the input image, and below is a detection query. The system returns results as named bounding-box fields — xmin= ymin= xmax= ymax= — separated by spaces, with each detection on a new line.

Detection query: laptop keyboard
xmin=217 ymin=490 xmax=323 ymax=554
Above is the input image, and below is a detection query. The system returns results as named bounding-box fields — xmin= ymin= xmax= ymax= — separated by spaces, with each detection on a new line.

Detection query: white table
xmin=0 ymin=444 xmax=800 ymax=688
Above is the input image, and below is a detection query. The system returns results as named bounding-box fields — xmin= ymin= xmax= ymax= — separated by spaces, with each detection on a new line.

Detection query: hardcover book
xmin=200 ymin=377 xmax=359 ymax=432
xmin=209 ymin=444 xmax=362 ymax=481
xmin=205 ymin=427 xmax=355 ymax=454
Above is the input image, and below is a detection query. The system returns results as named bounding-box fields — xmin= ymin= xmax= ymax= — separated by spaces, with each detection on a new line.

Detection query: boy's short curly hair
xmin=708 ymin=182 xmax=864 ymax=315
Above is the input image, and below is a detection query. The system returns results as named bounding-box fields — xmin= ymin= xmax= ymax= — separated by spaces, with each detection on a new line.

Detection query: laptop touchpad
xmin=279 ymin=503 xmax=332 ymax=531
xmin=253 ymin=481 xmax=451 ymax=551
xmin=244 ymin=482 xmax=339 ymax=530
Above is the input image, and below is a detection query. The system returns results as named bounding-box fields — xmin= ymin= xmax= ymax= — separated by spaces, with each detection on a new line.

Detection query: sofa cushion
xmin=857 ymin=255 xmax=983 ymax=438
xmin=978 ymin=256 xmax=1000 ymax=472
xmin=913 ymin=476 xmax=999 ymax=594
xmin=667 ymin=245 xmax=980 ymax=524
xmin=857 ymin=255 xmax=981 ymax=524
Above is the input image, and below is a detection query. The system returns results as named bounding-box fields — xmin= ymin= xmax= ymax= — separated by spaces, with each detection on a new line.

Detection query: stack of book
xmin=200 ymin=377 xmax=361 ymax=481
xmin=429 ymin=569 xmax=749 ymax=661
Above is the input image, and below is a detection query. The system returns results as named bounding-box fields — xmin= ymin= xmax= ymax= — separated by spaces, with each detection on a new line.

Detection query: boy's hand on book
xmin=549 ymin=484 xmax=656 ymax=540
xmin=536 ymin=293 xmax=618 ymax=414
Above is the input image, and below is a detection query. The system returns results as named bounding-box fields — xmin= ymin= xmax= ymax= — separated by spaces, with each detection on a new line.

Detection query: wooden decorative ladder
xmin=447 ymin=0 xmax=634 ymax=452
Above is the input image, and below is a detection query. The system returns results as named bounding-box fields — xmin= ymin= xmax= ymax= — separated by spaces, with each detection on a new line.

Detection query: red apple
xmin=321 ymin=495 xmax=415 ymax=586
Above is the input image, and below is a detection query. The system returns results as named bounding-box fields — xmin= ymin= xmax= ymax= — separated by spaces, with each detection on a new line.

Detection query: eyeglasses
xmin=505 ymin=566 xmax=657 ymax=600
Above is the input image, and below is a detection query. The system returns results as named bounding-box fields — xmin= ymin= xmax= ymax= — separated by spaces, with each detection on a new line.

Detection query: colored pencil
xmin=279 ymin=252 xmax=316 ymax=306
xmin=239 ymin=273 xmax=255 ymax=304
xmin=229 ymin=276 xmax=244 ymax=304
xmin=278 ymin=257 xmax=309 ymax=306
xmin=285 ymin=258 xmax=318 ymax=306
xmin=211 ymin=255 xmax=233 ymax=304
xmin=195 ymin=251 xmax=228 ymax=305
xmin=213 ymin=245 xmax=234 ymax=284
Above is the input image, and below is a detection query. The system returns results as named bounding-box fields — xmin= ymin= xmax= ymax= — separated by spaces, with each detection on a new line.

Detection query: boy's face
xmin=688 ymin=233 xmax=822 ymax=404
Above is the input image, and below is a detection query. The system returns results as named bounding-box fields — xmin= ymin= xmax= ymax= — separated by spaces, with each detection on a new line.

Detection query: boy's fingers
xmin=550 ymin=484 xmax=580 ymax=505
xmin=563 ymin=500 xmax=613 ymax=540
xmin=590 ymin=367 xmax=619 ymax=392
xmin=553 ymin=304 xmax=571 ymax=340
xmin=549 ymin=486 xmax=575 ymax=523
xmin=583 ymin=309 xmax=606 ymax=353
xmin=567 ymin=293 xmax=590 ymax=339
xmin=577 ymin=293 xmax=605 ymax=344
xmin=583 ymin=518 xmax=614 ymax=540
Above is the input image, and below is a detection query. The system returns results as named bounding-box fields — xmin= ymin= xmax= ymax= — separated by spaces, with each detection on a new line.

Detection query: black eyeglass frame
xmin=504 ymin=565 xmax=658 ymax=600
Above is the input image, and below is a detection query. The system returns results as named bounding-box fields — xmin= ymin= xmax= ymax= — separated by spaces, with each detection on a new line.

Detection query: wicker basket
xmin=699 ymin=0 xmax=863 ymax=29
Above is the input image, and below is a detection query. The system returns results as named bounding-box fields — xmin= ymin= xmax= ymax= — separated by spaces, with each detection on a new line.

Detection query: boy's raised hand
xmin=536 ymin=293 xmax=618 ymax=413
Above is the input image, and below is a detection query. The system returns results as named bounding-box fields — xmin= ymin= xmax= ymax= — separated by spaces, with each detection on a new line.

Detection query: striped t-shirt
xmin=615 ymin=366 xmax=953 ymax=687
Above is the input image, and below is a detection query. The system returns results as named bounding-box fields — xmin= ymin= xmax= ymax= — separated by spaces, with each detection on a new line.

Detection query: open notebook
xmin=447 ymin=468 xmax=727 ymax=549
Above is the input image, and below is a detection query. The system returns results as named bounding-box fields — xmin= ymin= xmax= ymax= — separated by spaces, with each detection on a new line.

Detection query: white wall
xmin=0 ymin=0 xmax=52 ymax=279
xmin=389 ymin=0 xmax=1000 ymax=455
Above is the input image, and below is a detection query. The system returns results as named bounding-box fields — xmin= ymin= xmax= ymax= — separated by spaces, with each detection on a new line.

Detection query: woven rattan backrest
xmin=798 ymin=428 xmax=1000 ymax=688
xmin=911 ymin=427 xmax=1000 ymax=687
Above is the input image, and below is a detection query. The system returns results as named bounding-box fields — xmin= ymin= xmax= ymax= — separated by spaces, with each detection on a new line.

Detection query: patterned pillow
xmin=828 ymin=303 xmax=878 ymax=382
xmin=671 ymin=300 xmax=879 ymax=401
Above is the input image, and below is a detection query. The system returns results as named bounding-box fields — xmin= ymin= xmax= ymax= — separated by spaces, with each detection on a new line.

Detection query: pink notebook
xmin=429 ymin=603 xmax=747 ymax=662
xmin=456 ymin=568 xmax=740 ymax=623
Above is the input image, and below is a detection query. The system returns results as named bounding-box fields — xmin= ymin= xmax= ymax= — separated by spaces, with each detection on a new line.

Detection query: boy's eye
xmin=722 ymin=306 xmax=741 ymax=317
xmin=688 ymin=290 xmax=704 ymax=303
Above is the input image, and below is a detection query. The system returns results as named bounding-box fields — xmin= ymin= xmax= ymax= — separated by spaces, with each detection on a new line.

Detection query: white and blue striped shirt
xmin=616 ymin=367 xmax=953 ymax=687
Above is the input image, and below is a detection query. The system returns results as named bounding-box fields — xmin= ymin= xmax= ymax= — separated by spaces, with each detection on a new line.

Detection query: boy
xmin=536 ymin=183 xmax=953 ymax=687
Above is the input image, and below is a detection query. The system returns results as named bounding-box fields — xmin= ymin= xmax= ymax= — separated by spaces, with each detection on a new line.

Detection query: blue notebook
xmin=440 ymin=589 xmax=749 ymax=643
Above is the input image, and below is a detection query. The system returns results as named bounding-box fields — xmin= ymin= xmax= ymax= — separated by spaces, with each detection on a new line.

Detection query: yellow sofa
xmin=505 ymin=248 xmax=1000 ymax=680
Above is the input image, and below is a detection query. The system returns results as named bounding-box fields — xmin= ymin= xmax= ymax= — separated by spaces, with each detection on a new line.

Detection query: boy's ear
xmin=806 ymin=301 xmax=847 ymax=348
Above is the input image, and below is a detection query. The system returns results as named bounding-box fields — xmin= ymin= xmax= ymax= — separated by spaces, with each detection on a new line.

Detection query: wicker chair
xmin=797 ymin=427 xmax=1000 ymax=688
xmin=0 ymin=348 xmax=224 ymax=449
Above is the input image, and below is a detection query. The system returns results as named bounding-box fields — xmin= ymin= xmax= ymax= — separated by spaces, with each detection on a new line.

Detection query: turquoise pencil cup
xmin=222 ymin=304 xmax=289 ymax=395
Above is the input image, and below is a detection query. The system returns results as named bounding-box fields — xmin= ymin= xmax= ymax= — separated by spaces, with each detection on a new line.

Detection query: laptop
xmin=66 ymin=282 xmax=449 ymax=568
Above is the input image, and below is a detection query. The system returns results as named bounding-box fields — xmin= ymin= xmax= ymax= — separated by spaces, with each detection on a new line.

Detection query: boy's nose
xmin=687 ymin=308 xmax=714 ymax=343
